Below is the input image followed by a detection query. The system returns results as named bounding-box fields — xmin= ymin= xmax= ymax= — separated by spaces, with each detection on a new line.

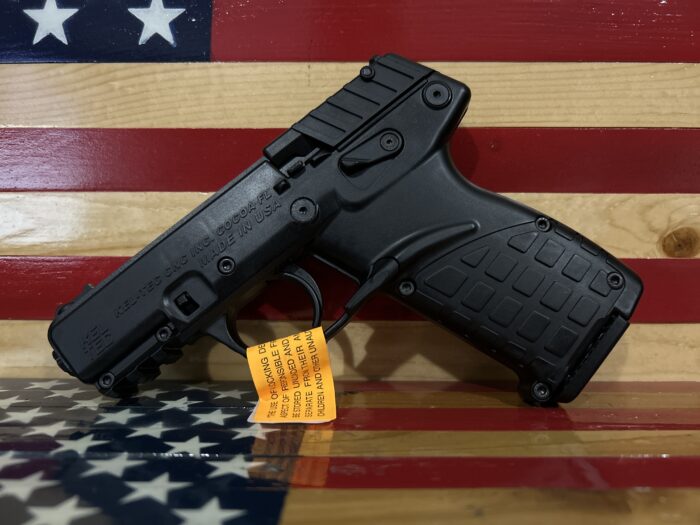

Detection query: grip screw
xmin=156 ymin=326 xmax=172 ymax=343
xmin=98 ymin=372 xmax=115 ymax=389
xmin=398 ymin=280 xmax=415 ymax=296
xmin=217 ymin=257 xmax=236 ymax=275
xmin=607 ymin=272 xmax=624 ymax=289
xmin=290 ymin=198 xmax=318 ymax=224
xmin=531 ymin=382 xmax=552 ymax=402
xmin=535 ymin=217 xmax=551 ymax=232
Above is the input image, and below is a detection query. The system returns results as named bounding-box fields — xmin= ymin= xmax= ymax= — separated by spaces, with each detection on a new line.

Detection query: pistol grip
xmin=391 ymin=212 xmax=642 ymax=405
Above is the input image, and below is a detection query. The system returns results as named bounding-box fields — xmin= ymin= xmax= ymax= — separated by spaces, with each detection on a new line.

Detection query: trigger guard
xmin=226 ymin=263 xmax=324 ymax=355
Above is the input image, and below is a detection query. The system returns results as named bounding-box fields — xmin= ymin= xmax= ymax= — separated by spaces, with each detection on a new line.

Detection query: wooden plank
xmin=335 ymin=391 xmax=700 ymax=410
xmin=0 ymin=192 xmax=696 ymax=259
xmin=0 ymin=62 xmax=697 ymax=128
xmin=212 ymin=0 xmax=700 ymax=63
xmin=281 ymin=488 xmax=700 ymax=525
xmin=331 ymin=408 xmax=700 ymax=431
xmin=2 ymin=128 xmax=698 ymax=193
xmin=291 ymin=457 xmax=700 ymax=489
xmin=298 ymin=429 xmax=700 ymax=457
xmin=0 ymin=256 xmax=697 ymax=322
xmin=1 ymin=321 xmax=698 ymax=381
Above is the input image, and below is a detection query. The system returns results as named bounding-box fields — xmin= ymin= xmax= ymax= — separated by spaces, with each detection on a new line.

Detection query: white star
xmin=128 ymin=0 xmax=185 ymax=47
xmin=0 ymin=395 xmax=22 ymax=410
xmin=213 ymin=389 xmax=252 ymax=401
xmin=66 ymin=397 xmax=104 ymax=411
xmin=207 ymin=455 xmax=264 ymax=479
xmin=139 ymin=387 xmax=169 ymax=398
xmin=192 ymin=411 xmax=231 ymax=426
xmin=232 ymin=424 xmax=277 ymax=441
xmin=46 ymin=388 xmax=83 ymax=399
xmin=80 ymin=453 xmax=146 ymax=478
xmin=23 ymin=0 xmax=78 ymax=46
xmin=95 ymin=409 xmax=136 ymax=426
xmin=0 ymin=452 xmax=28 ymax=472
xmin=26 ymin=380 xmax=65 ymax=390
xmin=0 ymin=407 xmax=49 ymax=424
xmin=53 ymin=434 xmax=109 ymax=455
xmin=165 ymin=436 xmax=215 ymax=456
xmin=0 ymin=471 xmax=57 ymax=502
xmin=27 ymin=496 xmax=97 ymax=525
xmin=174 ymin=497 xmax=246 ymax=524
xmin=25 ymin=420 xmax=70 ymax=437
xmin=120 ymin=473 xmax=188 ymax=505
xmin=158 ymin=398 xmax=195 ymax=411
xmin=128 ymin=422 xmax=174 ymax=439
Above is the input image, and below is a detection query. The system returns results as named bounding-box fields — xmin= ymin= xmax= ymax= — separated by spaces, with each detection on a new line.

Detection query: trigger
xmin=279 ymin=263 xmax=323 ymax=327
xmin=203 ymin=315 xmax=247 ymax=356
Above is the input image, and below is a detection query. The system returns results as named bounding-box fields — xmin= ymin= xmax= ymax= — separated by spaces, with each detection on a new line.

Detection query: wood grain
xmin=298 ymin=429 xmax=700 ymax=457
xmin=0 ymin=192 xmax=697 ymax=258
xmin=2 ymin=321 xmax=698 ymax=381
xmin=0 ymin=62 xmax=697 ymax=128
xmin=3 ymin=128 xmax=699 ymax=193
xmin=337 ymin=391 xmax=700 ymax=410
xmin=212 ymin=0 xmax=700 ymax=63
xmin=281 ymin=488 xmax=700 ymax=525
xmin=2 ymin=256 xmax=697 ymax=323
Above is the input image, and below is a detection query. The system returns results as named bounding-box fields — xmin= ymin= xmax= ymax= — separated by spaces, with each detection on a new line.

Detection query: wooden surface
xmin=1 ymin=321 xmax=697 ymax=381
xmin=281 ymin=488 xmax=700 ymax=525
xmin=0 ymin=1 xmax=698 ymax=524
xmin=0 ymin=192 xmax=695 ymax=259
xmin=0 ymin=256 xmax=698 ymax=323
xmin=2 ymin=379 xmax=699 ymax=524
xmin=1 ymin=128 xmax=698 ymax=193
xmin=211 ymin=0 xmax=700 ymax=62
xmin=0 ymin=62 xmax=698 ymax=128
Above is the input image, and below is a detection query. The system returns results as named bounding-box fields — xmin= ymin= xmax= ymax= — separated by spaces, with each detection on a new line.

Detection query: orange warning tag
xmin=246 ymin=327 xmax=336 ymax=424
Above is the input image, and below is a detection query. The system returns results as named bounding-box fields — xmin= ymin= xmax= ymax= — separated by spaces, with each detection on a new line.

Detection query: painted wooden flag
xmin=0 ymin=1 xmax=698 ymax=522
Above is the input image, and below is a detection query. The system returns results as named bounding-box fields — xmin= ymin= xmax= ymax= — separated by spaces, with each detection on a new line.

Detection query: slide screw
xmin=360 ymin=65 xmax=375 ymax=80
xmin=291 ymin=198 xmax=318 ymax=224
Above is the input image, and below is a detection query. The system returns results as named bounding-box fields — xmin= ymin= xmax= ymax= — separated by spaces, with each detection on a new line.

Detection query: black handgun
xmin=48 ymin=55 xmax=642 ymax=405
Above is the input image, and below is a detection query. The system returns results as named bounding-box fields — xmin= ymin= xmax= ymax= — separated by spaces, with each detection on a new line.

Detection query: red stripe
xmin=334 ymin=380 xmax=700 ymax=393
xmin=0 ymin=257 xmax=697 ymax=322
xmin=292 ymin=456 xmax=700 ymax=489
xmin=211 ymin=0 xmax=700 ymax=62
xmin=1 ymin=128 xmax=698 ymax=193
xmin=329 ymin=408 xmax=700 ymax=431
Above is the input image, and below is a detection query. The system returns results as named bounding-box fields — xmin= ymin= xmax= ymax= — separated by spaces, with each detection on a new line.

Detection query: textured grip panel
xmin=394 ymin=220 xmax=642 ymax=404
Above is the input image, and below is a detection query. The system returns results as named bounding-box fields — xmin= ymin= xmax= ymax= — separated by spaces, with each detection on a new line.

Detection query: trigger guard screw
xmin=398 ymin=280 xmax=415 ymax=296
xmin=535 ymin=217 xmax=551 ymax=232
xmin=531 ymin=382 xmax=552 ymax=402
xmin=156 ymin=326 xmax=172 ymax=343
xmin=98 ymin=373 xmax=114 ymax=389
xmin=217 ymin=257 xmax=236 ymax=275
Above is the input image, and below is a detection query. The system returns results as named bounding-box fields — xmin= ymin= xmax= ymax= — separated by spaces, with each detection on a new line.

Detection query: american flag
xmin=0 ymin=0 xmax=698 ymax=523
